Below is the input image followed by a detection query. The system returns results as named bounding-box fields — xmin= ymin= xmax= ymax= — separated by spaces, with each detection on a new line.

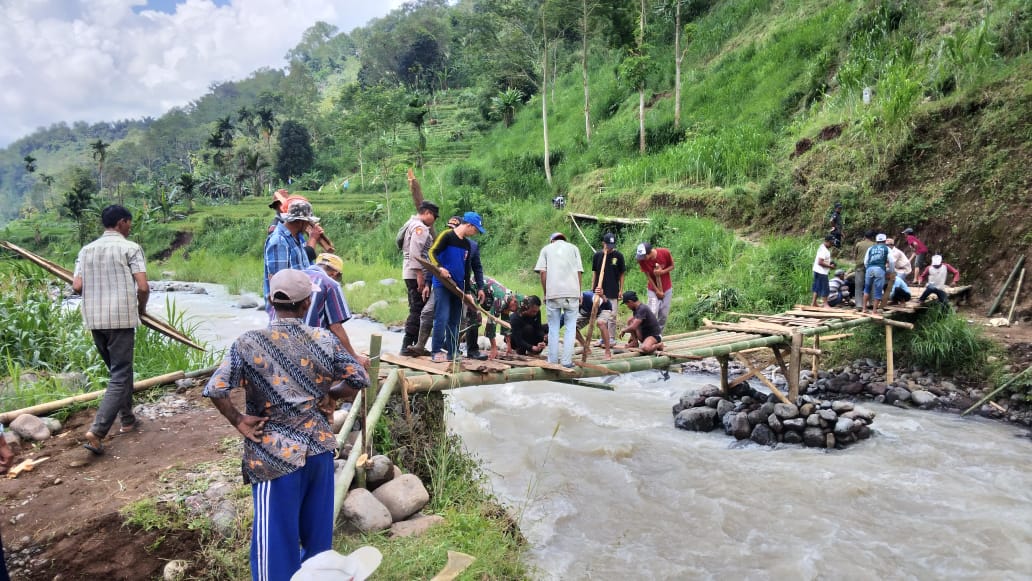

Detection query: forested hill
xmin=1 ymin=0 xmax=1030 ymax=286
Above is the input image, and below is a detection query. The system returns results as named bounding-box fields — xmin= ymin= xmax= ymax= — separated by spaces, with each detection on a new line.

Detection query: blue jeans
xmin=546 ymin=297 xmax=579 ymax=366
xmin=431 ymin=286 xmax=462 ymax=359
xmin=864 ymin=267 xmax=886 ymax=300
xmin=250 ymin=452 xmax=334 ymax=581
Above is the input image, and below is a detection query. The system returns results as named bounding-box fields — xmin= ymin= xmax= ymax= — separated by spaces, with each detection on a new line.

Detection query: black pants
xmin=890 ymin=288 xmax=912 ymax=303
xmin=403 ymin=279 xmax=425 ymax=348
xmin=919 ymin=286 xmax=949 ymax=305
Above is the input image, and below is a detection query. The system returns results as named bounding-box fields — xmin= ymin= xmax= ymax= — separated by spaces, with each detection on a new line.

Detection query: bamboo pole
xmin=583 ymin=249 xmax=608 ymax=362
xmin=0 ymin=370 xmax=186 ymax=424
xmin=988 ymin=255 xmax=1025 ymax=316
xmin=333 ymin=370 xmax=400 ymax=522
xmin=718 ymin=355 xmax=729 ymax=396
xmin=788 ymin=332 xmax=803 ymax=400
xmin=885 ymin=324 xmax=894 ymax=383
xmin=733 ymin=353 xmax=791 ymax=404
xmin=364 ymin=335 xmax=382 ymax=461
xmin=962 ymin=364 xmax=1032 ymax=416
xmin=568 ymin=214 xmax=597 ymax=254
xmin=811 ymin=335 xmax=820 ymax=376
xmin=1007 ymin=268 xmax=1025 ymax=324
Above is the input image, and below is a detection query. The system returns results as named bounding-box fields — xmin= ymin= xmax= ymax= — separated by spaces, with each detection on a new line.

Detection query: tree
xmin=275 ymin=121 xmax=314 ymax=183
xmin=237 ymin=106 xmax=259 ymax=140
xmin=618 ymin=0 xmax=652 ymax=154
xmin=206 ymin=117 xmax=235 ymax=171
xmin=491 ymin=88 xmax=525 ymax=127
xmin=23 ymin=155 xmax=37 ymax=173
xmin=404 ymin=93 xmax=430 ymax=167
xmin=673 ymin=1 xmax=697 ymax=130
xmin=61 ymin=168 xmax=96 ymax=246
xmin=90 ymin=139 xmax=110 ymax=190
xmin=238 ymin=150 xmax=271 ymax=199
xmin=256 ymin=108 xmax=277 ymax=150
xmin=580 ymin=0 xmax=603 ymax=143
xmin=176 ymin=173 xmax=198 ymax=212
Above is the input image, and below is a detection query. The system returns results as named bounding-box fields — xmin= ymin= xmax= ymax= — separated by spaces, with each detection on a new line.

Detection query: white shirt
xmin=813 ymin=244 xmax=832 ymax=275
xmin=534 ymin=240 xmax=583 ymax=300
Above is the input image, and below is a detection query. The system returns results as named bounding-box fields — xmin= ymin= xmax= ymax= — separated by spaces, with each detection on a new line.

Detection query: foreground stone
xmin=390 ymin=513 xmax=445 ymax=538
xmin=372 ymin=474 xmax=430 ymax=521
xmin=10 ymin=415 xmax=50 ymax=441
xmin=340 ymin=489 xmax=392 ymax=533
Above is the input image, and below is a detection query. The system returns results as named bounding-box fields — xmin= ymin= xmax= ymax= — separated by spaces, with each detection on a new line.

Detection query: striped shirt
xmin=303 ymin=265 xmax=352 ymax=328
xmin=263 ymin=222 xmax=311 ymax=301
xmin=203 ymin=319 xmax=369 ymax=484
xmin=73 ymin=231 xmax=146 ymax=330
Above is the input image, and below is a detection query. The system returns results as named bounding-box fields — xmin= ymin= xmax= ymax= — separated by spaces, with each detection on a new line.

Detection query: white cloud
xmin=0 ymin=0 xmax=402 ymax=146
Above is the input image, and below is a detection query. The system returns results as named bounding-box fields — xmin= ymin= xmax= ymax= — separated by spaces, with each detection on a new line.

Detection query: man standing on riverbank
xmin=635 ymin=242 xmax=675 ymax=333
xmin=861 ymin=233 xmax=891 ymax=314
xmin=399 ymin=201 xmax=439 ymax=355
xmin=264 ymin=199 xmax=317 ymax=319
xmin=535 ymin=232 xmax=583 ymax=368
xmin=428 ymin=212 xmax=485 ymax=362
xmin=305 ymin=253 xmax=370 ymax=369
xmin=811 ymin=235 xmax=836 ymax=307
xmin=591 ymin=232 xmax=625 ymax=346
xmin=73 ymin=205 xmax=149 ymax=455
xmin=204 ymin=269 xmax=369 ymax=581
xmin=902 ymin=227 xmax=929 ymax=284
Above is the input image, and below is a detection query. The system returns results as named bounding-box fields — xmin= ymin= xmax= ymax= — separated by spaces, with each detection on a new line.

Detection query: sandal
xmin=83 ymin=432 xmax=104 ymax=455
xmin=118 ymin=422 xmax=139 ymax=434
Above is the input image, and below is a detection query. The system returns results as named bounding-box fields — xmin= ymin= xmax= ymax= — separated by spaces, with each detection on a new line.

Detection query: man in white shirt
xmin=534 ymin=232 xmax=583 ymax=368
xmin=810 ymin=235 xmax=836 ymax=307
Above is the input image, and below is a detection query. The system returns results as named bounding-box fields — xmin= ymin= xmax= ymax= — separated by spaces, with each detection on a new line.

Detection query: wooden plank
xmin=461 ymin=358 xmax=512 ymax=373
xmin=733 ymin=353 xmax=791 ymax=405
xmin=704 ymin=319 xmax=793 ymax=335
xmin=820 ymin=333 xmax=853 ymax=342
xmin=381 ymin=352 xmax=452 ymax=375
xmin=568 ymin=211 xmax=650 ymax=226
xmin=496 ymin=355 xmax=573 ymax=373
xmin=574 ymin=360 xmax=621 ymax=375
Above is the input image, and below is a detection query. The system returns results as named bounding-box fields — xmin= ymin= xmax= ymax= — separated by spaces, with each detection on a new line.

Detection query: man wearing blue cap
xmin=534 ymin=231 xmax=583 ymax=368
xmin=428 ymin=211 xmax=485 ymax=362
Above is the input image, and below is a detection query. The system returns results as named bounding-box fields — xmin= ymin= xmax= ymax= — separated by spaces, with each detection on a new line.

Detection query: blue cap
xmin=462 ymin=211 xmax=485 ymax=234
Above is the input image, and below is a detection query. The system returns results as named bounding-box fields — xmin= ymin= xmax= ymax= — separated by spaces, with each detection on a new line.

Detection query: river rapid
xmin=166 ymin=285 xmax=1032 ymax=580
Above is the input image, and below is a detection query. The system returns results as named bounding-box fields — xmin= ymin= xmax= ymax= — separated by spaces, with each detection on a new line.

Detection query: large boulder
xmin=366 ymin=455 xmax=396 ymax=489
xmin=818 ymin=409 xmax=838 ymax=423
xmin=910 ymin=390 xmax=938 ymax=409
xmin=340 ymin=489 xmax=392 ymax=533
xmin=715 ymin=399 xmax=735 ymax=420
xmin=675 ymin=407 xmax=717 ymax=432
xmin=782 ymin=418 xmax=806 ymax=432
xmin=727 ymin=412 xmax=752 ymax=440
xmin=803 ymin=426 xmax=825 ymax=448
xmin=10 ymin=414 xmax=51 ymax=441
xmin=372 ymin=474 xmax=430 ymax=521
xmin=885 ymin=387 xmax=912 ymax=405
xmin=831 ymin=401 xmax=854 ymax=413
xmin=773 ymin=403 xmax=799 ymax=420
xmin=834 ymin=417 xmax=856 ymax=436
xmin=750 ymin=424 xmax=775 ymax=446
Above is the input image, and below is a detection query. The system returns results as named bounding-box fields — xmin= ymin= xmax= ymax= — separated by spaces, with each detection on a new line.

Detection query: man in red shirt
xmin=901 ymin=227 xmax=928 ymax=284
xmin=634 ymin=242 xmax=675 ymax=333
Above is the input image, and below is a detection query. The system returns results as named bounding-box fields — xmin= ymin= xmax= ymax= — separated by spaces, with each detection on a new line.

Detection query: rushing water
xmin=169 ymin=284 xmax=1032 ymax=580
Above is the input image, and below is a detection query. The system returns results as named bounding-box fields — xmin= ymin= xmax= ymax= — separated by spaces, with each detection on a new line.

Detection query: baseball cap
xmin=290 ymin=547 xmax=382 ymax=581
xmin=902 ymin=227 xmax=914 ymax=235
xmin=931 ymin=254 xmax=943 ymax=266
xmin=550 ymin=232 xmax=566 ymax=241
xmin=834 ymin=269 xmax=846 ymax=276
xmin=621 ymin=290 xmax=639 ymax=304
xmin=635 ymin=243 xmax=652 ymax=261
xmin=269 ymin=188 xmax=290 ymax=210
xmin=602 ymin=232 xmax=616 ymax=246
xmin=315 ymin=253 xmax=343 ymax=273
xmin=418 ymin=201 xmax=439 ymax=218
xmin=269 ymin=269 xmax=315 ymax=304
xmin=875 ymin=233 xmax=887 ymax=243
xmin=824 ymin=234 xmax=836 ymax=242
xmin=283 ymin=199 xmax=320 ymax=224
xmin=462 ymin=211 xmax=485 ymax=234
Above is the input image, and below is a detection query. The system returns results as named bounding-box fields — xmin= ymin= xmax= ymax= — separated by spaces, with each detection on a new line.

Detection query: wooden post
xmin=368 ymin=334 xmax=382 ymax=402
xmin=399 ymin=370 xmax=414 ymax=429
xmin=788 ymin=332 xmax=803 ymax=400
xmin=718 ymin=355 xmax=729 ymax=396
xmin=1007 ymin=268 xmax=1025 ymax=324
xmin=811 ymin=335 xmax=821 ymax=376
xmin=885 ymin=324 xmax=894 ymax=383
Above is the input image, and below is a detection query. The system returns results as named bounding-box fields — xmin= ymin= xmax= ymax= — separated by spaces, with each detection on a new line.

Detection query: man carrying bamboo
xmin=635 ymin=242 xmax=675 ymax=333
xmin=73 ymin=205 xmax=149 ymax=455
xmin=591 ymin=232 xmax=625 ymax=347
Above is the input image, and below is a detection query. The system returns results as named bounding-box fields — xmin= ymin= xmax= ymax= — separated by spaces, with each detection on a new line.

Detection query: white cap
xmin=875 ymin=233 xmax=887 ymax=243
xmin=290 ymin=547 xmax=382 ymax=581
xmin=931 ymin=254 xmax=943 ymax=266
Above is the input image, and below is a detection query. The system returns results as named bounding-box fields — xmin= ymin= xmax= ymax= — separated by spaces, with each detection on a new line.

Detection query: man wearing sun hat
xmin=303 ymin=253 xmax=369 ymax=369
xmin=534 ymin=231 xmax=583 ymax=368
xmin=635 ymin=242 xmax=675 ymax=332
xmin=264 ymin=198 xmax=317 ymax=319
xmin=204 ymin=268 xmax=369 ymax=581
xmin=427 ymin=211 xmax=485 ymax=362
xmin=860 ymin=233 xmax=891 ymax=314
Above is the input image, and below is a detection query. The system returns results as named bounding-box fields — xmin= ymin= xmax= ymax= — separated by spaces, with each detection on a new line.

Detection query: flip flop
xmin=118 ymin=422 xmax=139 ymax=434
xmin=83 ymin=432 xmax=104 ymax=455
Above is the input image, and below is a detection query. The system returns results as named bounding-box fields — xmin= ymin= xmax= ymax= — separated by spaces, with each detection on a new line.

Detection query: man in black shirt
xmin=508 ymin=296 xmax=546 ymax=356
xmin=619 ymin=291 xmax=664 ymax=354
xmin=591 ymin=232 xmax=625 ymax=347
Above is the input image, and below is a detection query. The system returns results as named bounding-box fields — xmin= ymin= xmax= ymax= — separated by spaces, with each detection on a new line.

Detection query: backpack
xmin=396 ymin=221 xmax=411 ymax=251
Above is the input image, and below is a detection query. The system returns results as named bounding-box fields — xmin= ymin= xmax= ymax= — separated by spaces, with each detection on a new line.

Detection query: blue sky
xmin=0 ymin=0 xmax=403 ymax=147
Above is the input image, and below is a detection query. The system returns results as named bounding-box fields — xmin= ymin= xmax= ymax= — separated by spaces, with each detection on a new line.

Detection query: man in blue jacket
xmin=428 ymin=212 xmax=485 ymax=362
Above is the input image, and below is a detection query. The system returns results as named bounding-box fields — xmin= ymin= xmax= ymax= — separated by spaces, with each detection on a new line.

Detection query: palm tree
xmin=237 ymin=150 xmax=270 ymax=199
xmin=256 ymin=107 xmax=277 ymax=150
xmin=90 ymin=139 xmax=110 ymax=191
xmin=176 ymin=173 xmax=198 ymax=213
xmin=491 ymin=88 xmax=524 ymax=128
xmin=23 ymin=155 xmax=37 ymax=173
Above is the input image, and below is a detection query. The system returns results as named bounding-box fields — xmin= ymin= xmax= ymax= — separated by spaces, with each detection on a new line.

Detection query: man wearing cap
xmin=479 ymin=277 xmax=523 ymax=359
xmin=634 ymin=242 xmax=675 ymax=332
xmin=204 ymin=269 xmax=369 ymax=581
xmin=269 ymin=191 xmax=334 ymax=253
xmin=461 ymin=217 xmax=488 ymax=360
xmin=399 ymin=201 xmax=439 ymax=355
xmin=591 ymin=232 xmax=625 ymax=346
xmin=576 ymin=289 xmax=614 ymax=360
xmin=918 ymin=254 xmax=960 ymax=305
xmin=811 ymin=235 xmax=837 ymax=307
xmin=535 ymin=232 xmax=583 ymax=368
xmin=508 ymin=296 xmax=546 ymax=356
xmin=829 ymin=202 xmax=843 ymax=248
xmin=828 ymin=269 xmax=851 ymax=307
xmin=304 ymin=253 xmax=370 ymax=369
xmin=861 ymin=233 xmax=891 ymax=314
xmin=74 ymin=205 xmax=149 ymax=455
xmin=885 ymin=238 xmax=912 ymax=281
xmin=264 ymin=198 xmax=317 ymax=319
xmin=619 ymin=291 xmax=664 ymax=354
xmin=427 ymin=211 xmax=485 ymax=362
xmin=901 ymin=227 xmax=928 ymax=284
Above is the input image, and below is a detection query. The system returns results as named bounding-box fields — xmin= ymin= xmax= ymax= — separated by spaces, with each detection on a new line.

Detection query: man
xmin=861 ymin=233 xmax=891 ymax=314
xmin=264 ymin=198 xmax=317 ymax=319
xmin=268 ymin=191 xmax=333 ymax=252
xmin=0 ymin=423 xmax=13 ymax=579
xmin=576 ymin=290 xmax=614 ymax=360
xmin=73 ymin=205 xmax=149 ymax=455
xmin=267 ymin=188 xmax=291 ymax=233
xmin=619 ymin=290 xmax=664 ymax=354
xmin=305 ymin=253 xmax=370 ymax=368
xmin=850 ymin=229 xmax=876 ymax=298
xmin=508 ymin=296 xmax=546 ymax=356
xmin=399 ymin=201 xmax=439 ymax=355
xmin=591 ymin=232 xmax=625 ymax=346
xmin=635 ymin=242 xmax=675 ymax=333
xmin=428 ymin=211 xmax=484 ymax=362
xmin=828 ymin=202 xmax=843 ymax=249
xmin=461 ymin=217 xmax=488 ymax=360
xmin=535 ymin=232 xmax=583 ymax=368
xmin=918 ymin=254 xmax=961 ymax=305
xmin=901 ymin=227 xmax=928 ymax=284
xmin=811 ymin=235 xmax=837 ymax=307
xmin=204 ymin=269 xmax=369 ymax=581
xmin=887 ymin=271 xmax=912 ymax=306
xmin=479 ymin=277 xmax=522 ymax=359
xmin=885 ymin=238 xmax=913 ymax=281
xmin=828 ymin=269 xmax=852 ymax=307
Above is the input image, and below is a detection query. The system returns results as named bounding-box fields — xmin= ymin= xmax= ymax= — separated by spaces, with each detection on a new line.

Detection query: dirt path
xmin=0 ymin=388 xmax=239 ymax=580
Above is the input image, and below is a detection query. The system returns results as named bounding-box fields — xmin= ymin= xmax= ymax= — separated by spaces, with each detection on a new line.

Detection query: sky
xmin=0 ymin=0 xmax=404 ymax=147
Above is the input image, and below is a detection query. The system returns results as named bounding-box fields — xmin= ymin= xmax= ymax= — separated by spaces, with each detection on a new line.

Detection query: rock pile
xmin=338 ymin=454 xmax=444 ymax=538
xmin=673 ymin=384 xmax=875 ymax=449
